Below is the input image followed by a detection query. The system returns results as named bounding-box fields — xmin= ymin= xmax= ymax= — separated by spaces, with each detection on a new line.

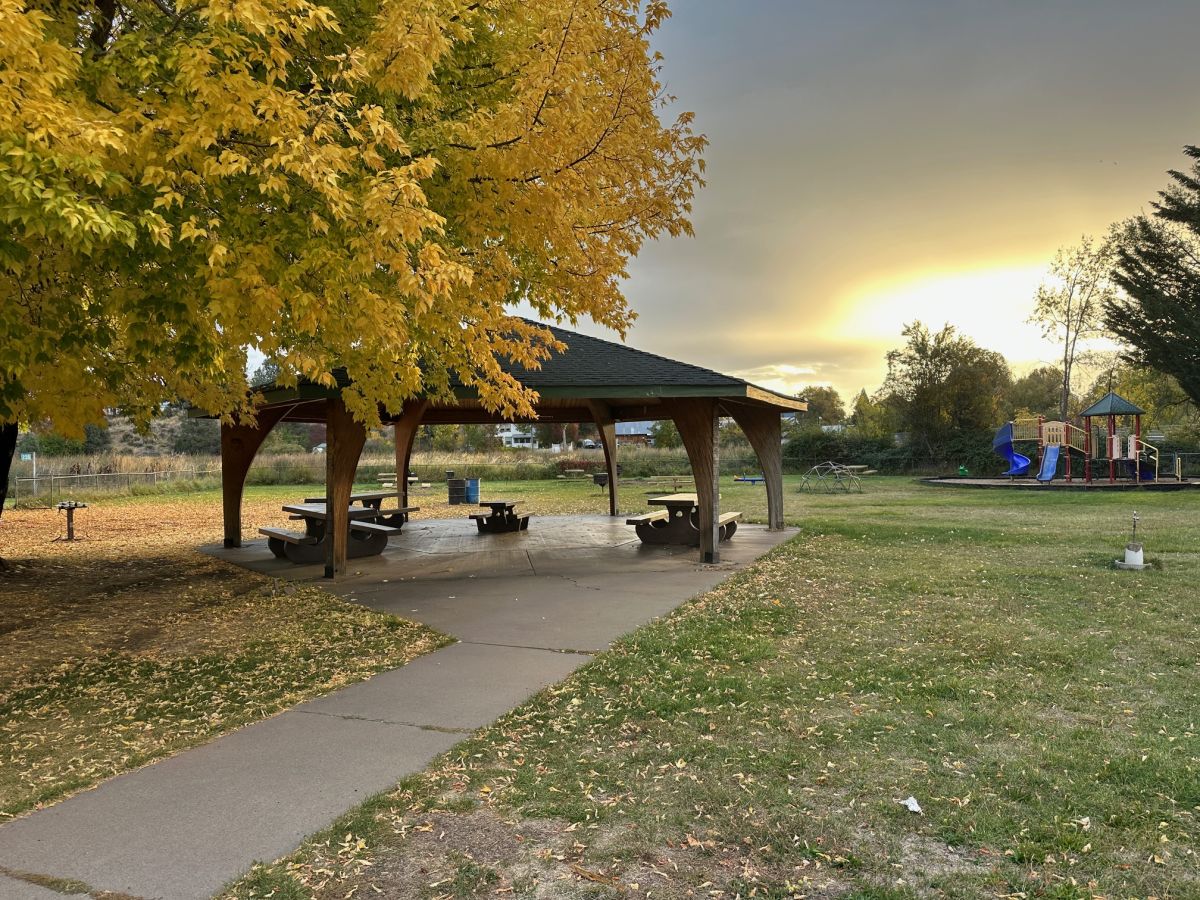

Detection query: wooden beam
xmin=588 ymin=400 xmax=620 ymax=516
xmin=393 ymin=400 xmax=428 ymax=511
xmin=744 ymin=385 xmax=807 ymax=410
xmin=220 ymin=405 xmax=290 ymax=548
xmin=324 ymin=396 xmax=367 ymax=579
xmin=727 ymin=404 xmax=785 ymax=530
xmin=671 ymin=398 xmax=720 ymax=563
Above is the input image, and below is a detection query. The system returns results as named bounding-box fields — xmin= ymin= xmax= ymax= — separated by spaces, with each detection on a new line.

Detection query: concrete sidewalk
xmin=0 ymin=518 xmax=794 ymax=899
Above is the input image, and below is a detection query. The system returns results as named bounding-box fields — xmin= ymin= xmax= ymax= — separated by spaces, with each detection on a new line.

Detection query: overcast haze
xmin=575 ymin=0 xmax=1200 ymax=402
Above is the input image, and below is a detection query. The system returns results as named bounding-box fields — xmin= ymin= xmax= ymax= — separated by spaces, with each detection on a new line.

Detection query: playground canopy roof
xmin=1079 ymin=391 xmax=1145 ymax=418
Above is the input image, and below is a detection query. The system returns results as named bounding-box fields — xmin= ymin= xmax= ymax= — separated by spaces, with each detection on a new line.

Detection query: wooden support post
xmin=392 ymin=400 xmax=428 ymax=511
xmin=727 ymin=404 xmax=785 ymax=531
xmin=588 ymin=401 xmax=620 ymax=516
xmin=1108 ymin=414 xmax=1116 ymax=484
xmin=220 ymin=406 xmax=289 ymax=548
xmin=671 ymin=398 xmax=720 ymax=564
xmin=324 ymin=396 xmax=367 ymax=579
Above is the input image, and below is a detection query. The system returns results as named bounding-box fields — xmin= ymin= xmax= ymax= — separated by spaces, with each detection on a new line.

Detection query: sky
xmin=567 ymin=0 xmax=1200 ymax=402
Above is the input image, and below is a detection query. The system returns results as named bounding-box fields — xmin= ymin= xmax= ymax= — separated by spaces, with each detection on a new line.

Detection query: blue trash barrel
xmin=464 ymin=478 xmax=481 ymax=503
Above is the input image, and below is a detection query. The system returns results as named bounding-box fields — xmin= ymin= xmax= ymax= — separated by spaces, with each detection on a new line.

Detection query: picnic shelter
xmin=218 ymin=322 xmax=805 ymax=575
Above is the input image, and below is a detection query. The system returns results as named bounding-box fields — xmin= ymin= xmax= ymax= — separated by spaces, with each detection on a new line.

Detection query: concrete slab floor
xmin=0 ymin=517 xmax=796 ymax=900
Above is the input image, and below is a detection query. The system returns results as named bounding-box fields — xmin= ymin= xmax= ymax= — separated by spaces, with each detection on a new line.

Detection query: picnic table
xmin=303 ymin=490 xmax=416 ymax=526
xmin=625 ymin=493 xmax=741 ymax=546
xmin=469 ymin=499 xmax=531 ymax=534
xmin=377 ymin=472 xmax=421 ymax=488
xmin=259 ymin=497 xmax=417 ymax=564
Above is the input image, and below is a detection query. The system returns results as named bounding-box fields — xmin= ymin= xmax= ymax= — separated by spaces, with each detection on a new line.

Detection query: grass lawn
xmin=217 ymin=477 xmax=1199 ymax=899
xmin=0 ymin=487 xmax=452 ymax=819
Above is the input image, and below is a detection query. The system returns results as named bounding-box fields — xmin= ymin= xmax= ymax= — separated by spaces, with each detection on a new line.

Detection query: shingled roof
xmin=248 ymin=319 xmax=804 ymax=422
xmin=497 ymin=320 xmax=743 ymax=389
xmin=1080 ymin=391 xmax=1145 ymax=418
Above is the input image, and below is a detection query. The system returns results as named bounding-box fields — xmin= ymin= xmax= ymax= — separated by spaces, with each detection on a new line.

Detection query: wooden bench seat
xmin=348 ymin=520 xmax=404 ymax=536
xmin=718 ymin=510 xmax=741 ymax=540
xmin=259 ymin=527 xmax=318 ymax=545
xmin=260 ymin=526 xmax=318 ymax=559
xmin=625 ymin=510 xmax=669 ymax=525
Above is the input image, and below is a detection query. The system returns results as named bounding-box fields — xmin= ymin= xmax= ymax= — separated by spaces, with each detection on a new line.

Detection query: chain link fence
xmin=8 ymin=451 xmax=805 ymax=504
xmin=12 ymin=466 xmax=223 ymax=503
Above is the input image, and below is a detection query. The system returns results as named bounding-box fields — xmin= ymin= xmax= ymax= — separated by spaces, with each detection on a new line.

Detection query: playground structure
xmin=992 ymin=391 xmax=1169 ymax=485
xmin=798 ymin=461 xmax=864 ymax=493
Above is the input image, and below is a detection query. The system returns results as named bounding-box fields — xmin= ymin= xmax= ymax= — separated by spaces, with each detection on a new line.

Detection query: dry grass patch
xmin=0 ymin=491 xmax=448 ymax=819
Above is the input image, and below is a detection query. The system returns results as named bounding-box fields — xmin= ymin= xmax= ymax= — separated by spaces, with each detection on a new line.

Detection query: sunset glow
xmin=599 ymin=0 xmax=1200 ymax=403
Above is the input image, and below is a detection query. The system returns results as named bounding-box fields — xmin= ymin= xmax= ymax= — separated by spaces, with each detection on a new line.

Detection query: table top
xmin=647 ymin=493 xmax=698 ymax=506
xmin=304 ymin=491 xmax=400 ymax=504
xmin=479 ymin=499 xmax=521 ymax=509
xmin=282 ymin=503 xmax=381 ymax=521
xmin=351 ymin=490 xmax=402 ymax=501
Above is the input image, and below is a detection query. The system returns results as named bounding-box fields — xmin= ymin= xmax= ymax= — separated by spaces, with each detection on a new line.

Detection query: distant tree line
xmin=785 ymin=323 xmax=1198 ymax=475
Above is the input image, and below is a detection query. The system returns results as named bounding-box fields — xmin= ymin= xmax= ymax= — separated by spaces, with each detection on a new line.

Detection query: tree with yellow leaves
xmin=0 ymin=0 xmax=706 ymax=536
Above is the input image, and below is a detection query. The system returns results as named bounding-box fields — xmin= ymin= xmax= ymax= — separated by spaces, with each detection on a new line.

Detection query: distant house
xmin=496 ymin=423 xmax=538 ymax=449
xmin=615 ymin=421 xmax=653 ymax=446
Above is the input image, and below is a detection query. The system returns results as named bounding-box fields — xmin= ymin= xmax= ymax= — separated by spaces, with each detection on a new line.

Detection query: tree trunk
xmin=1060 ymin=365 xmax=1071 ymax=423
xmin=0 ymin=423 xmax=16 ymax=571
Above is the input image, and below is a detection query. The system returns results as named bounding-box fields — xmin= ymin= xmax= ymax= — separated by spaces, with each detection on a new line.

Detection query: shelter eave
xmin=237 ymin=382 xmax=804 ymax=419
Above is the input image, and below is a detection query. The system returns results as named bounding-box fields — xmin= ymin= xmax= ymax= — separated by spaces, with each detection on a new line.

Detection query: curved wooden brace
xmin=324 ymin=396 xmax=367 ymax=578
xmin=669 ymin=398 xmax=721 ymax=563
xmin=221 ymin=405 xmax=291 ymax=548
xmin=726 ymin=404 xmax=785 ymax=531
xmin=588 ymin=400 xmax=620 ymax=516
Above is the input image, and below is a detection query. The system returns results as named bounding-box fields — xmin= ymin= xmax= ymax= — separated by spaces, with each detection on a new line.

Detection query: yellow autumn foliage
xmin=0 ymin=0 xmax=705 ymax=432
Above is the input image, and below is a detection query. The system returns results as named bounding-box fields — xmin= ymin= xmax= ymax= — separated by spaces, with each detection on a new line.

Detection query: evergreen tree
xmin=83 ymin=423 xmax=111 ymax=454
xmin=173 ymin=418 xmax=222 ymax=455
xmin=1106 ymin=146 xmax=1200 ymax=405
xmin=848 ymin=389 xmax=895 ymax=440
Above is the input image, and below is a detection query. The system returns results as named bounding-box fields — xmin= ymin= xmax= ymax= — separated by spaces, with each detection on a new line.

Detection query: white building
xmin=496 ymin=423 xmax=538 ymax=449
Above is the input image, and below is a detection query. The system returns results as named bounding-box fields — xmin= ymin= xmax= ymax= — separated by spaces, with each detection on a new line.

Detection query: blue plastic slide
xmin=992 ymin=423 xmax=1032 ymax=476
xmin=1037 ymin=444 xmax=1060 ymax=482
